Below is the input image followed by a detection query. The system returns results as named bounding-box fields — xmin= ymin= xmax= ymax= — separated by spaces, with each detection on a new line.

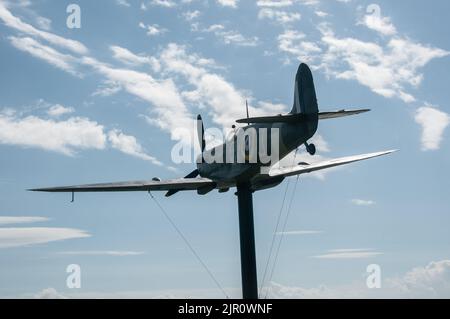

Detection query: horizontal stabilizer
xmin=236 ymin=109 xmax=370 ymax=124
xmin=318 ymin=109 xmax=370 ymax=120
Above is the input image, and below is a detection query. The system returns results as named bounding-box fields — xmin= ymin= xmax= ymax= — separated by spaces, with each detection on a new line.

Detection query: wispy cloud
xmin=351 ymin=199 xmax=375 ymax=206
xmin=9 ymin=36 xmax=81 ymax=77
xmin=182 ymin=10 xmax=200 ymax=22
xmin=204 ymin=24 xmax=259 ymax=47
xmin=258 ymin=8 xmax=301 ymax=25
xmin=149 ymin=0 xmax=176 ymax=8
xmin=0 ymin=227 xmax=90 ymax=248
xmin=59 ymin=250 xmax=145 ymax=256
xmin=0 ymin=216 xmax=49 ymax=226
xmin=312 ymin=248 xmax=382 ymax=259
xmin=110 ymin=45 xmax=161 ymax=72
xmin=81 ymin=55 xmax=193 ymax=143
xmin=275 ymin=230 xmax=322 ymax=235
xmin=108 ymin=129 xmax=163 ymax=165
xmin=115 ymin=0 xmax=131 ymax=7
xmin=139 ymin=22 xmax=168 ymax=36
xmin=278 ymin=30 xmax=321 ymax=63
xmin=0 ymin=3 xmax=88 ymax=54
xmin=47 ymin=104 xmax=74 ymax=117
xmin=216 ymin=0 xmax=238 ymax=8
xmin=159 ymin=43 xmax=283 ymax=129
xmin=256 ymin=0 xmax=295 ymax=7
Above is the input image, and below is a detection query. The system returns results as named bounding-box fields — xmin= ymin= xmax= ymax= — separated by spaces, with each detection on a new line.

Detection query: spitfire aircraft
xmin=30 ymin=63 xmax=395 ymax=299
xmin=30 ymin=63 xmax=394 ymax=196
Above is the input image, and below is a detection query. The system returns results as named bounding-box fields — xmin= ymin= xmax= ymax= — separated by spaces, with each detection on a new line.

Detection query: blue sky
xmin=0 ymin=0 xmax=449 ymax=298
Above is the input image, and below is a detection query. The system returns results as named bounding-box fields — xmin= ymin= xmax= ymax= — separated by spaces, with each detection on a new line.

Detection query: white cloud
xmin=278 ymin=30 xmax=321 ymax=63
xmin=0 ymin=112 xmax=107 ymax=155
xmin=108 ymin=129 xmax=163 ymax=165
xmin=9 ymin=36 xmax=80 ymax=76
xmin=388 ymin=260 xmax=450 ymax=298
xmin=267 ymin=260 xmax=450 ymax=298
xmin=275 ymin=230 xmax=322 ymax=235
xmin=359 ymin=10 xmax=397 ymax=36
xmin=258 ymin=8 xmax=301 ymax=25
xmin=82 ymin=56 xmax=193 ymax=143
xmin=34 ymin=288 xmax=66 ymax=299
xmin=216 ymin=0 xmax=238 ymax=8
xmin=183 ymin=10 xmax=200 ymax=21
xmin=357 ymin=4 xmax=397 ymax=36
xmin=313 ymin=248 xmax=382 ymax=259
xmin=35 ymin=16 xmax=51 ymax=31
xmin=110 ymin=45 xmax=161 ymax=72
xmin=116 ymin=0 xmax=131 ymax=7
xmin=0 ymin=216 xmax=49 ymax=225
xmin=0 ymin=106 xmax=168 ymax=165
xmin=92 ymin=81 xmax=122 ymax=97
xmin=28 ymin=260 xmax=450 ymax=298
xmin=150 ymin=0 xmax=176 ymax=7
xmin=315 ymin=10 xmax=328 ymax=18
xmin=204 ymin=25 xmax=259 ymax=47
xmin=351 ymin=199 xmax=375 ymax=206
xmin=415 ymin=106 xmax=450 ymax=151
xmin=256 ymin=0 xmax=294 ymax=7
xmin=0 ymin=227 xmax=90 ymax=248
xmin=139 ymin=22 xmax=167 ymax=36
xmin=316 ymin=24 xmax=449 ymax=103
xmin=47 ymin=104 xmax=74 ymax=117
xmin=160 ymin=43 xmax=283 ymax=129
xmin=0 ymin=3 xmax=88 ymax=54
xmin=59 ymin=250 xmax=145 ymax=256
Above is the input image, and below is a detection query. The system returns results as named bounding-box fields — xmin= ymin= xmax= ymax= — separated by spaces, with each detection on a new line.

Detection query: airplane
xmin=30 ymin=63 xmax=395 ymax=299
xmin=30 ymin=63 xmax=395 ymax=196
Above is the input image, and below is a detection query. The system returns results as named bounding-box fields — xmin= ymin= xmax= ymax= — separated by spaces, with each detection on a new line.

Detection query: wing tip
xmin=383 ymin=149 xmax=398 ymax=155
xmin=28 ymin=188 xmax=54 ymax=192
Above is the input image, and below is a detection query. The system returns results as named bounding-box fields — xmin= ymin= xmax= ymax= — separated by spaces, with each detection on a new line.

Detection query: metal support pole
xmin=236 ymin=183 xmax=258 ymax=299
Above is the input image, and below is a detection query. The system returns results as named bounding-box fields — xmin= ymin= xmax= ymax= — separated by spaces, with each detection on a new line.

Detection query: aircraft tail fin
xmin=290 ymin=63 xmax=318 ymax=137
xmin=290 ymin=63 xmax=319 ymax=115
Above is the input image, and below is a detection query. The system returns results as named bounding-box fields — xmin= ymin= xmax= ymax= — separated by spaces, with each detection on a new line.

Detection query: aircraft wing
xmin=29 ymin=177 xmax=215 ymax=193
xmin=268 ymin=150 xmax=396 ymax=178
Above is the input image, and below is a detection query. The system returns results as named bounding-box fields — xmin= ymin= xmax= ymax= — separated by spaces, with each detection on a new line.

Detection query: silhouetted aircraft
xmin=30 ymin=63 xmax=394 ymax=196
xmin=30 ymin=63 xmax=395 ymax=300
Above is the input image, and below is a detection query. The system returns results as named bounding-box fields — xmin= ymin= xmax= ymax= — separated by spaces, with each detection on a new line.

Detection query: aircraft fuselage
xmin=197 ymin=120 xmax=316 ymax=190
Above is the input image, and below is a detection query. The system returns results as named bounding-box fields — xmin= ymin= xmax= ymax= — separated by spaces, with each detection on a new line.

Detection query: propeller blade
xmin=246 ymin=100 xmax=249 ymax=119
xmin=185 ymin=169 xmax=199 ymax=179
xmin=165 ymin=169 xmax=199 ymax=197
xmin=197 ymin=114 xmax=205 ymax=152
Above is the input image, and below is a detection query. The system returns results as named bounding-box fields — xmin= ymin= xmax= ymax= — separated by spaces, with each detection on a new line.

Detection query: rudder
xmin=291 ymin=63 xmax=318 ymax=115
xmin=291 ymin=63 xmax=318 ymax=137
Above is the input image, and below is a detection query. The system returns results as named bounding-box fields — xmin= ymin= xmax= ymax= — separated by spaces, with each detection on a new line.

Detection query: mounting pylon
xmin=236 ymin=182 xmax=258 ymax=299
